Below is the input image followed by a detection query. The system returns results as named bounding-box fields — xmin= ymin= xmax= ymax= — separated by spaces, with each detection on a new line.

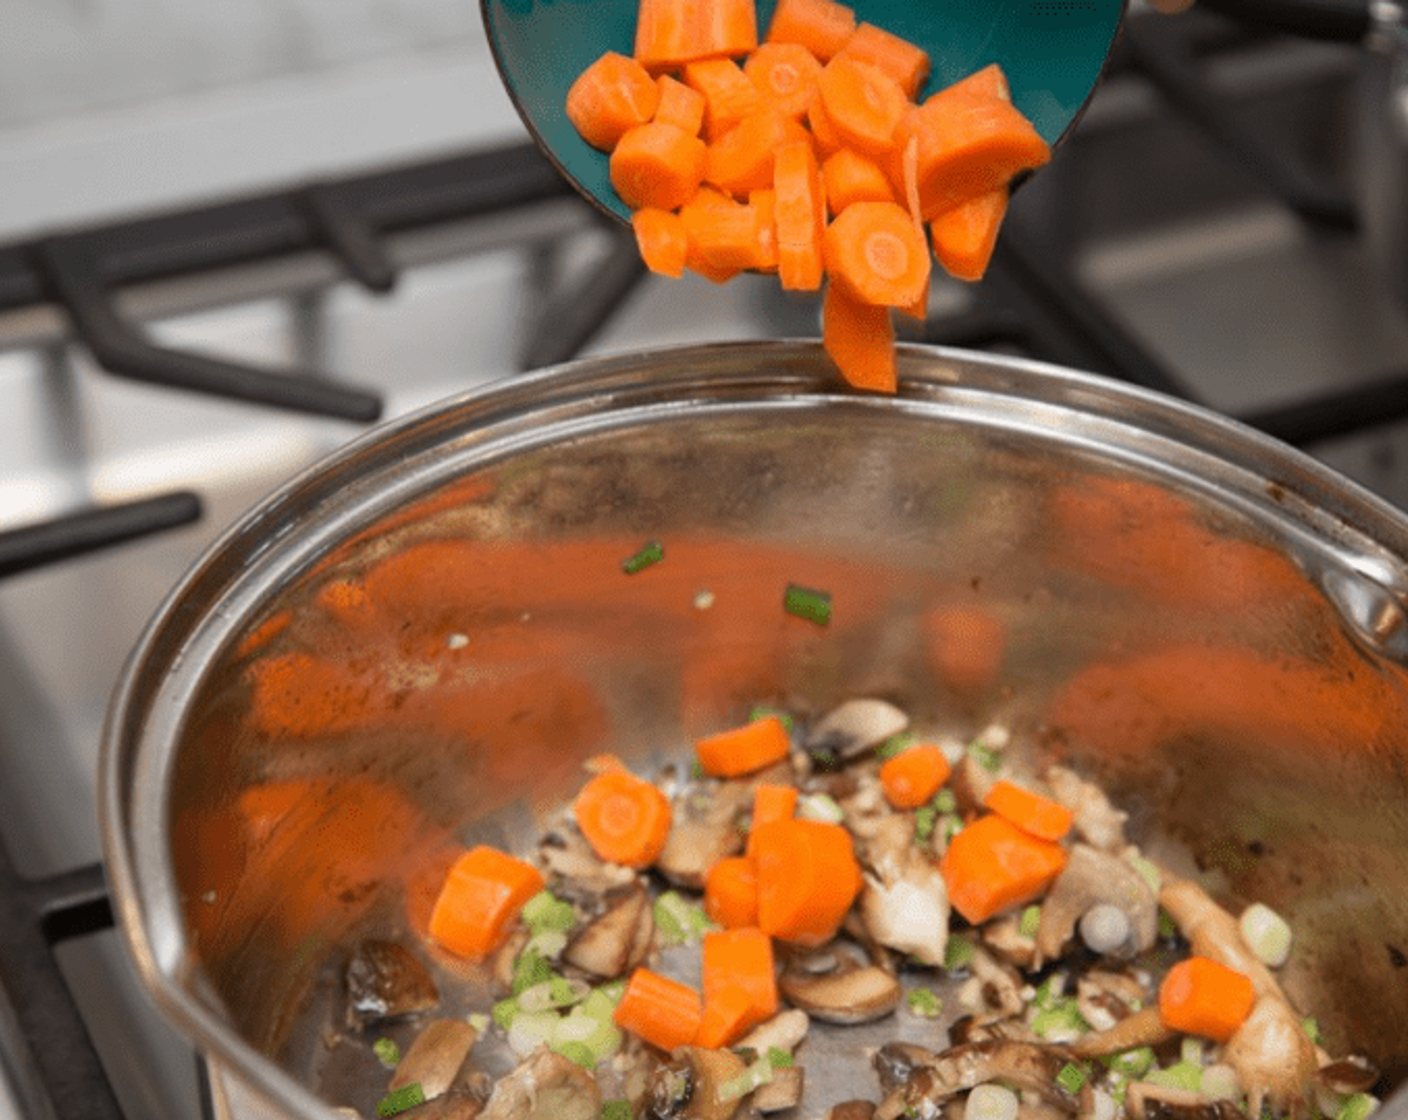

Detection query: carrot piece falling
xmin=613 ymin=967 xmax=704 ymax=1051
xmin=633 ymin=207 xmax=691 ymax=277
xmin=1158 ymin=956 xmax=1257 ymax=1042
xmin=835 ymin=21 xmax=932 ymax=100
xmin=705 ymin=105 xmax=811 ymax=195
xmin=750 ymin=817 xmax=862 ymax=945
xmin=822 ymin=280 xmax=896 ymax=392
xmin=816 ymin=55 xmax=908 ymax=157
xmin=879 ymin=744 xmax=952 ymax=809
xmin=574 ymin=767 xmax=673 ymax=867
xmin=822 ymin=146 xmax=898 ymax=213
xmin=931 ymin=188 xmax=1008 ymax=282
xmin=939 ymin=812 xmax=1068 ymax=925
xmin=773 ymin=139 xmax=827 ymax=291
xmin=635 ymin=0 xmax=759 ymax=71
xmin=981 ymin=778 xmax=1074 ymax=842
xmin=695 ymin=714 xmax=792 ymax=777
xmin=765 ymin=0 xmax=857 ymax=63
xmin=823 ymin=200 xmax=930 ymax=308
xmin=427 ymin=845 xmax=545 ymax=961
xmin=744 ymin=41 xmax=823 ymax=119
xmin=566 ymin=51 xmax=662 ymax=151
xmin=609 ymin=121 xmax=708 ymax=210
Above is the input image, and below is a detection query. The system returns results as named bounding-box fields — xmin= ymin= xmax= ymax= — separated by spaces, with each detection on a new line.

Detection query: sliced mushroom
xmin=1126 ymin=1084 xmax=1242 ymax=1120
xmin=872 ymin=1040 xmax=1082 ymax=1120
xmin=1223 ymin=995 xmax=1319 ymax=1120
xmin=393 ymin=1081 xmax=491 ymax=1120
xmin=752 ymin=1067 xmax=804 ymax=1113
xmin=345 ymin=939 xmax=439 ymax=1029
xmin=1043 ymin=767 xmax=1127 ymax=853
xmin=649 ymin=1047 xmax=748 ymax=1120
xmin=859 ymin=843 xmax=950 ymax=968
xmin=1069 ymin=1006 xmax=1174 ymax=1059
xmin=829 ymin=1103 xmax=877 ymax=1120
xmin=802 ymin=699 xmax=909 ymax=769
xmin=734 ymin=1009 xmax=810 ymax=1057
xmin=778 ymin=945 xmax=902 ymax=1025
xmin=982 ymin=913 xmax=1037 ymax=971
xmin=1035 ymin=845 xmax=1157 ymax=965
xmin=538 ymin=831 xmax=636 ymax=894
xmin=562 ymin=883 xmax=654 ymax=980
xmin=390 ymin=1019 xmax=480 ymax=1099
xmin=479 ymin=1048 xmax=602 ymax=1120
xmin=956 ymin=945 xmax=1026 ymax=1022
xmin=1316 ymin=1055 xmax=1380 ymax=1096
xmin=653 ymin=782 xmax=750 ymax=889
xmin=1074 ymin=970 xmax=1152 ymax=1034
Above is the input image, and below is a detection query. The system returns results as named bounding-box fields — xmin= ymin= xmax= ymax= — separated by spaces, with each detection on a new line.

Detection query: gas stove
xmin=1 ymin=4 xmax=1407 ymax=1119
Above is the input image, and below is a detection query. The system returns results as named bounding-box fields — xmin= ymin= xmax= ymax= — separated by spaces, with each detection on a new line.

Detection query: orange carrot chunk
xmin=751 ymin=817 xmax=862 ymax=945
xmin=816 ymin=55 xmax=908 ymax=157
xmin=610 ymin=121 xmax=708 ymax=211
xmin=751 ymin=782 xmax=799 ymax=831
xmin=824 ymin=200 xmax=930 ymax=308
xmin=704 ymin=855 xmax=761 ymax=928
xmin=574 ymin=767 xmax=673 ymax=867
xmin=836 ymin=21 xmax=932 ymax=100
xmin=1158 ymin=956 xmax=1257 ymax=1042
xmin=765 ymin=0 xmax=857 ymax=63
xmin=706 ymin=106 xmax=811 ymax=196
xmin=693 ymin=983 xmax=757 ymax=1051
xmin=695 ymin=714 xmax=792 ymax=777
xmin=935 ymin=61 xmax=1012 ymax=103
xmin=930 ymin=188 xmax=1008 ymax=282
xmin=635 ymin=0 xmax=759 ymax=71
xmin=774 ymin=139 xmax=826 ymax=291
xmin=680 ymin=186 xmax=747 ymax=283
xmin=749 ymin=187 xmax=780 ymax=271
xmin=427 ymin=845 xmax=545 ymax=961
xmin=806 ymin=94 xmax=847 ymax=157
xmin=744 ymin=41 xmax=823 ymax=119
xmin=981 ymin=778 xmax=1075 ymax=842
xmin=683 ymin=57 xmax=764 ymax=141
xmin=939 ymin=812 xmax=1068 ymax=924
xmin=698 ymin=927 xmax=779 ymax=1046
xmin=613 ymin=967 xmax=704 ymax=1052
xmin=654 ymin=74 xmax=707 ymax=135
xmin=879 ymin=744 xmax=952 ymax=809
xmin=633 ymin=207 xmax=690 ymax=278
xmin=822 ymin=279 xmax=896 ymax=392
xmin=681 ymin=192 xmax=768 ymax=273
xmin=822 ymin=147 xmax=898 ymax=213
xmin=566 ymin=51 xmax=662 ymax=151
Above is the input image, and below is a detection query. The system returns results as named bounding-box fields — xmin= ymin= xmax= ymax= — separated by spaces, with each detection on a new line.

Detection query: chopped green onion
xmin=797 ymin=792 xmax=846 ymax=824
xmin=492 ymin=997 xmax=519 ymax=1030
xmin=601 ymin=1101 xmax=632 ymax=1120
xmin=1302 ymin=1017 xmax=1322 ymax=1044
xmin=766 ymin=1046 xmax=795 ymax=1069
xmin=1146 ymin=1062 xmax=1203 ymax=1093
xmin=654 ymin=891 xmax=713 ymax=946
xmin=1031 ymin=1004 xmax=1089 ymax=1041
xmin=749 ymin=706 xmax=795 ymax=731
xmin=1124 ymin=852 xmax=1161 ymax=894
xmin=1103 ymin=1047 xmax=1154 ymax=1080
xmin=965 ymin=1083 xmax=1019 ymax=1120
xmin=938 ymin=813 xmax=963 ymax=846
xmin=718 ymin=1056 xmax=774 ymax=1102
xmin=376 ymin=1083 xmax=425 ymax=1118
xmin=577 ymin=988 xmax=621 ymax=1022
xmin=1056 ymin=1062 xmax=1088 ymax=1095
xmin=467 ymin=1012 xmax=490 ymax=1034
xmin=555 ymin=1040 xmax=598 ymax=1068
xmin=621 ymin=541 xmax=664 ymax=574
xmin=506 ymin=1010 xmax=561 ymax=1057
xmin=511 ymin=946 xmax=554 ymax=995
xmin=1180 ymin=1038 xmax=1205 ymax=1067
xmin=517 ymin=975 xmax=591 ymax=1013
xmin=372 ymin=1037 xmax=401 ymax=1069
xmin=914 ymin=806 xmax=938 ymax=843
xmin=783 ymin=583 xmax=831 ymax=625
xmin=690 ymin=758 xmax=706 ymax=779
xmin=1336 ymin=1094 xmax=1378 ymax=1120
xmin=1157 ymin=909 xmax=1179 ymax=942
xmin=1239 ymin=902 xmax=1293 ymax=968
xmin=966 ymin=739 xmax=1001 ymax=773
xmin=906 ymin=987 xmax=944 ymax=1019
xmin=932 ymin=788 xmax=958 ymax=814
xmin=944 ymin=935 xmax=975 ymax=972
xmin=1033 ymin=974 xmax=1064 ymax=1010
xmin=558 ymin=1003 xmax=623 ymax=1061
xmin=1018 ymin=905 xmax=1042 ymax=938
xmin=876 ymin=733 xmax=914 ymax=760
xmin=522 ymin=890 xmax=577 ymax=934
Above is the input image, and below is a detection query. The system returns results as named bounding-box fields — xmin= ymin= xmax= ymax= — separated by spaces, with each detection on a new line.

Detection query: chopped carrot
xmin=680 ymin=188 xmax=746 ymax=283
xmin=939 ymin=813 xmax=1068 ymax=925
xmin=635 ymin=0 xmax=759 ymax=71
xmin=695 ymin=714 xmax=792 ymax=777
xmin=822 ymin=279 xmax=895 ymax=392
xmin=822 ymin=147 xmax=897 ymax=213
xmin=931 ymin=189 xmax=1008 ymax=282
xmin=427 ymin=845 xmax=545 ymax=961
xmin=806 ymin=94 xmax=846 ymax=156
xmin=835 ymin=21 xmax=931 ymax=100
xmin=654 ymin=74 xmax=707 ymax=135
xmin=879 ymin=744 xmax=952 ymax=809
xmin=824 ymin=200 xmax=930 ymax=308
xmin=705 ymin=106 xmax=811 ymax=196
xmin=816 ymin=55 xmax=907 ymax=157
xmin=566 ymin=51 xmax=662 ymax=151
xmin=773 ymin=139 xmax=826 ymax=291
xmin=982 ymin=778 xmax=1075 ymax=842
xmin=693 ymin=983 xmax=756 ymax=1050
xmin=609 ymin=121 xmax=708 ymax=211
xmin=749 ymin=187 xmax=779 ymax=271
xmin=703 ymin=855 xmax=760 ymax=928
xmin=765 ymin=0 xmax=857 ymax=62
xmin=681 ymin=189 xmax=774 ymax=274
xmin=936 ymin=61 xmax=1012 ymax=103
xmin=613 ymin=967 xmax=704 ymax=1052
xmin=750 ymin=817 xmax=862 ymax=945
xmin=574 ymin=767 xmax=673 ymax=867
xmin=748 ymin=783 xmax=798 ymax=852
xmin=683 ymin=58 xmax=764 ymax=141
xmin=1158 ymin=956 xmax=1257 ymax=1042
xmin=744 ymin=41 xmax=823 ymax=119
xmin=898 ymin=93 xmax=1051 ymax=219
xmin=633 ymin=207 xmax=690 ymax=277
xmin=698 ymin=927 xmax=778 ymax=1046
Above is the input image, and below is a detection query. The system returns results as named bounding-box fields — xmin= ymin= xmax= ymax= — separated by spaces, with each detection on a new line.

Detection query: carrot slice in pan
xmin=575 ymin=767 xmax=673 ymax=867
xmin=824 ymin=199 xmax=930 ymax=308
xmin=427 ymin=845 xmax=545 ymax=961
xmin=654 ymin=74 xmax=707 ymax=135
xmin=816 ymin=55 xmax=908 ymax=157
xmin=699 ymin=927 xmax=778 ymax=1045
xmin=982 ymin=778 xmax=1075 ymax=841
xmin=614 ymin=967 xmax=704 ymax=1052
xmin=566 ymin=51 xmax=661 ymax=151
xmin=774 ymin=139 xmax=826 ymax=291
xmin=706 ymin=105 xmax=811 ymax=196
xmin=879 ymin=744 xmax=952 ymax=809
xmin=683 ymin=57 xmax=764 ymax=141
xmin=695 ymin=713 xmax=792 ymax=777
xmin=750 ymin=817 xmax=862 ymax=946
xmin=744 ymin=41 xmax=823 ymax=119
xmin=835 ymin=21 xmax=932 ymax=100
xmin=930 ymin=188 xmax=1009 ymax=281
xmin=610 ymin=121 xmax=708 ymax=210
xmin=703 ymin=855 xmax=760 ymax=928
xmin=635 ymin=0 xmax=759 ymax=70
xmin=822 ymin=147 xmax=897 ymax=213
xmin=822 ymin=280 xmax=896 ymax=392
xmin=633 ymin=207 xmax=690 ymax=277
xmin=939 ymin=812 xmax=1068 ymax=924
xmin=1158 ymin=956 xmax=1257 ymax=1042
xmin=765 ymin=0 xmax=857 ymax=63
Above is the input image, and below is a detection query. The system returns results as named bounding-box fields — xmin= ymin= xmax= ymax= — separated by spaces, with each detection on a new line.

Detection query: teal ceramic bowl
xmin=482 ymin=0 xmax=1126 ymax=222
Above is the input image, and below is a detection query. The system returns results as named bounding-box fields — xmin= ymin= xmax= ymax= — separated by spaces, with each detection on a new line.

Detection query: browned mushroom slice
xmin=752 ymin=1067 xmax=804 ymax=1113
xmin=859 ymin=846 xmax=950 ymax=967
xmin=1043 ymin=767 xmax=1127 ymax=853
xmin=1126 ymin=1083 xmax=1243 ymax=1120
xmin=649 ymin=1047 xmax=748 ymax=1120
xmin=390 ymin=1082 xmax=490 ymax=1120
xmin=734 ymin=1009 xmax=810 ymax=1057
xmin=1316 ymin=1055 xmax=1380 ymax=1096
xmin=391 ymin=1019 xmax=480 ymax=1099
xmin=778 ymin=946 xmax=902 ymax=1025
xmin=654 ymin=782 xmax=751 ymax=889
xmin=1074 ymin=970 xmax=1154 ymax=1033
xmin=828 ymin=1102 xmax=877 ymax=1120
xmin=1035 ymin=845 xmax=1157 ymax=965
xmin=345 ymin=939 xmax=439 ymax=1028
xmin=479 ymin=1048 xmax=602 ymax=1120
xmin=1222 ymin=995 xmax=1318 ymax=1120
xmin=1070 ymin=1006 xmax=1173 ymax=1059
xmin=803 ymin=699 xmax=909 ymax=768
xmin=561 ymin=883 xmax=654 ymax=980
xmin=872 ymin=1040 xmax=1082 ymax=1120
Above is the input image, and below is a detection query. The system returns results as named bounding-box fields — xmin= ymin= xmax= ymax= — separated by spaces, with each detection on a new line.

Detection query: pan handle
xmin=1192 ymin=0 xmax=1372 ymax=42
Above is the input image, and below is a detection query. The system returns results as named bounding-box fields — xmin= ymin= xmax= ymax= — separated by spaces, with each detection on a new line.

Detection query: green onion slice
xmin=621 ymin=541 xmax=664 ymax=574
xmin=376 ymin=1083 xmax=425 ymax=1118
xmin=783 ymin=584 xmax=831 ymax=625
